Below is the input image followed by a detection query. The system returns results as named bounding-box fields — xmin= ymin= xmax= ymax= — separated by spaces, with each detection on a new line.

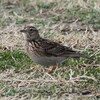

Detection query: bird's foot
xmin=48 ymin=66 xmax=57 ymax=74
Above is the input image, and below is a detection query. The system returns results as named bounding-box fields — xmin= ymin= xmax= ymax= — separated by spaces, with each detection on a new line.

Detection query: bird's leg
xmin=48 ymin=65 xmax=57 ymax=74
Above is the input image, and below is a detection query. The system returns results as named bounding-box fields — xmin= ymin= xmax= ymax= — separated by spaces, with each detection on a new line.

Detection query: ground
xmin=0 ymin=0 xmax=100 ymax=100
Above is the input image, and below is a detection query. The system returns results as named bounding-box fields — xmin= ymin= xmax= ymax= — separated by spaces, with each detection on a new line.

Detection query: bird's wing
xmin=29 ymin=38 xmax=93 ymax=60
xmin=33 ymin=38 xmax=76 ymax=57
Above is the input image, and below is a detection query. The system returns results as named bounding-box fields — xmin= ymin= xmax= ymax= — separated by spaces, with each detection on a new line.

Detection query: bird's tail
xmin=68 ymin=52 xmax=94 ymax=60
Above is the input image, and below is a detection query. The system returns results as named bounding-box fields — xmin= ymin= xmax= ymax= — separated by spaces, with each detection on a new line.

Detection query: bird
xmin=20 ymin=26 xmax=93 ymax=74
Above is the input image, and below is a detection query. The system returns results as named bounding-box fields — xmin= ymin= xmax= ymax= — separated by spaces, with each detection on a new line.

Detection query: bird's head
xmin=20 ymin=26 xmax=40 ymax=41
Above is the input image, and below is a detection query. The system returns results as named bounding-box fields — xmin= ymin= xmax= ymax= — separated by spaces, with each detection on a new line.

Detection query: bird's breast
xmin=28 ymin=56 xmax=66 ymax=66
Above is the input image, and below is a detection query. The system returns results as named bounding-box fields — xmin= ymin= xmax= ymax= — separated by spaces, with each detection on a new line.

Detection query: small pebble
xmin=82 ymin=90 xmax=91 ymax=95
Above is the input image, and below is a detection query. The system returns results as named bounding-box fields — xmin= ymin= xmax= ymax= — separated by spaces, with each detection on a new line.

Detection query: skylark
xmin=20 ymin=26 xmax=93 ymax=73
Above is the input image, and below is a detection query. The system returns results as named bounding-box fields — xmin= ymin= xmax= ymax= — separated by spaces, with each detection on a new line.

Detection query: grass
xmin=0 ymin=50 xmax=99 ymax=99
xmin=0 ymin=0 xmax=100 ymax=99
xmin=0 ymin=51 xmax=35 ymax=71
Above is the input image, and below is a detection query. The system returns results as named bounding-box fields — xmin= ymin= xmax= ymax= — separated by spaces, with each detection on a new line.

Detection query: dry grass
xmin=0 ymin=68 xmax=99 ymax=100
xmin=0 ymin=0 xmax=100 ymax=99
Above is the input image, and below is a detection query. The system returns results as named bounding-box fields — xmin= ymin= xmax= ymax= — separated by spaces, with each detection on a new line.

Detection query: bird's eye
xmin=29 ymin=28 xmax=33 ymax=31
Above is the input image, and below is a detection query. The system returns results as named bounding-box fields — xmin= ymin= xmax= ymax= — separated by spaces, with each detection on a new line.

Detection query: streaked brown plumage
xmin=20 ymin=26 xmax=93 ymax=73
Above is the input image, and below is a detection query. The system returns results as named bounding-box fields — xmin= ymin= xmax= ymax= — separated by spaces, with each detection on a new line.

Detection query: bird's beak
xmin=20 ymin=29 xmax=26 ymax=32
